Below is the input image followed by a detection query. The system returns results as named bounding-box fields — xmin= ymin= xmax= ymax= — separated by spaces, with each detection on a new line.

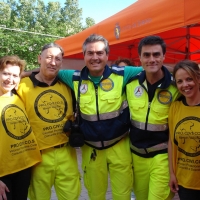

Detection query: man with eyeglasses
xmin=126 ymin=35 xmax=180 ymax=200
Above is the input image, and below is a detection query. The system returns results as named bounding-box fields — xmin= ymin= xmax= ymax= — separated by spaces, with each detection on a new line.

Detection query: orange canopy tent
xmin=56 ymin=0 xmax=200 ymax=66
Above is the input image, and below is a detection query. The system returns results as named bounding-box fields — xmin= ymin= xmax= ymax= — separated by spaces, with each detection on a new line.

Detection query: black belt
xmin=54 ymin=143 xmax=67 ymax=148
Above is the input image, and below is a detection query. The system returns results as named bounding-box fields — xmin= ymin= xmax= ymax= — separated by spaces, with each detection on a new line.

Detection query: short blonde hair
xmin=0 ymin=55 xmax=26 ymax=75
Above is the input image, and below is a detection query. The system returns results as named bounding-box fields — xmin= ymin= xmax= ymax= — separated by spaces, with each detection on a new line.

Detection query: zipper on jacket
xmin=95 ymin=85 xmax=100 ymax=120
xmin=145 ymin=102 xmax=151 ymax=130
xmin=141 ymin=83 xmax=151 ymax=130
xmin=95 ymin=84 xmax=104 ymax=148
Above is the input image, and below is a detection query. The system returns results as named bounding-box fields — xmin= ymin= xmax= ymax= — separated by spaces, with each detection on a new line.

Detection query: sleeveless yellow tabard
xmin=169 ymin=101 xmax=200 ymax=190
xmin=0 ymin=94 xmax=41 ymax=177
xmin=17 ymin=78 xmax=73 ymax=150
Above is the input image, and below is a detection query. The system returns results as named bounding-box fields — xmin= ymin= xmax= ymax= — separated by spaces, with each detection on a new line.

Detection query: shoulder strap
xmin=71 ymin=78 xmax=82 ymax=124
xmin=71 ymin=88 xmax=76 ymax=113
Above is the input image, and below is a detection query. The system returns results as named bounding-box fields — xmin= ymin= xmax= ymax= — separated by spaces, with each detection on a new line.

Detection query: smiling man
xmin=17 ymin=43 xmax=81 ymax=200
xmin=126 ymin=35 xmax=180 ymax=200
xmin=58 ymin=34 xmax=143 ymax=200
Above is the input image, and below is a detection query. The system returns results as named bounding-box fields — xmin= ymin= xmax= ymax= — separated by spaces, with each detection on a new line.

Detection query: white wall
xmin=61 ymin=58 xmax=85 ymax=70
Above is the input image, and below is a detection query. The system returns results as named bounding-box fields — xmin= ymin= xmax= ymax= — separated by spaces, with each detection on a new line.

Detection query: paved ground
xmin=50 ymin=148 xmax=179 ymax=200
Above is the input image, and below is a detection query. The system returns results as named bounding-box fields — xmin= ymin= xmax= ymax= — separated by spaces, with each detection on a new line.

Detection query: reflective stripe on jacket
xmin=73 ymin=65 xmax=130 ymax=149
xmin=126 ymin=66 xmax=180 ymax=157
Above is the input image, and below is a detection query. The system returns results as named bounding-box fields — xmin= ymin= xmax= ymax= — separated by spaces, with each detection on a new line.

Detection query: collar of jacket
xmin=138 ymin=66 xmax=174 ymax=89
xmin=30 ymin=72 xmax=59 ymax=87
xmin=79 ymin=65 xmax=112 ymax=80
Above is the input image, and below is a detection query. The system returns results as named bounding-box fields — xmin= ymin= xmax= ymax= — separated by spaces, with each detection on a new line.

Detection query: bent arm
xmin=58 ymin=70 xmax=75 ymax=90
xmin=123 ymin=66 xmax=143 ymax=86
xmin=21 ymin=68 xmax=40 ymax=78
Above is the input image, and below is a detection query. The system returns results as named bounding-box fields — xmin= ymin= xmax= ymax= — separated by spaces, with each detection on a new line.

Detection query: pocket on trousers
xmin=83 ymin=165 xmax=90 ymax=192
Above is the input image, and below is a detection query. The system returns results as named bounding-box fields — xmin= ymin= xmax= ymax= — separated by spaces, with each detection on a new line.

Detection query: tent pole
xmin=186 ymin=25 xmax=190 ymax=60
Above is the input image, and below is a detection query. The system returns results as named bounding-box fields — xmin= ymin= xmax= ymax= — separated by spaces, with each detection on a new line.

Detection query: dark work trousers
xmin=178 ymin=185 xmax=200 ymax=200
xmin=0 ymin=167 xmax=31 ymax=200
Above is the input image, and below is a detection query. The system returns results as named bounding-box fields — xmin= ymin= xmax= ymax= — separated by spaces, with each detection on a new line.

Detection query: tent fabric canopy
xmin=56 ymin=0 xmax=200 ymax=64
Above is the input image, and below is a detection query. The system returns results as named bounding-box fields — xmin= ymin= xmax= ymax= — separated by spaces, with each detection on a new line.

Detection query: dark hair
xmin=82 ymin=34 xmax=109 ymax=55
xmin=173 ymin=60 xmax=200 ymax=86
xmin=0 ymin=55 xmax=26 ymax=75
xmin=138 ymin=35 xmax=166 ymax=55
xmin=41 ymin=43 xmax=64 ymax=56
xmin=114 ymin=58 xmax=133 ymax=66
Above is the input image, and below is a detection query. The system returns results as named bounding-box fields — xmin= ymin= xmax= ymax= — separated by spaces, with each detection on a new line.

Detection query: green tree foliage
xmin=0 ymin=0 xmax=95 ymax=69
xmin=85 ymin=17 xmax=95 ymax=29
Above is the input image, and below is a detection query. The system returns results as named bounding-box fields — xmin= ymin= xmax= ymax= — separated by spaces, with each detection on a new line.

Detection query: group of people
xmin=0 ymin=33 xmax=199 ymax=200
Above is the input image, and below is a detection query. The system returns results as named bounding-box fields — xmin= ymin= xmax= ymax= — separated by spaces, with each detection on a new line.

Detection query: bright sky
xmin=43 ymin=0 xmax=137 ymax=24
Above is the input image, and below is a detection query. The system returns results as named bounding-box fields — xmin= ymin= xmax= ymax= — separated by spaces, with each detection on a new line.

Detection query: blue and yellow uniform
xmin=126 ymin=66 xmax=180 ymax=200
xmin=58 ymin=65 xmax=143 ymax=200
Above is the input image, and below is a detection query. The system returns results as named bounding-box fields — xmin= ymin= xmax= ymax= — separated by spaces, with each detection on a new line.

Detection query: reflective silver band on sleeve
xmin=130 ymin=142 xmax=168 ymax=154
xmin=81 ymin=100 xmax=128 ymax=121
xmin=85 ymin=131 xmax=128 ymax=148
xmin=131 ymin=120 xmax=168 ymax=131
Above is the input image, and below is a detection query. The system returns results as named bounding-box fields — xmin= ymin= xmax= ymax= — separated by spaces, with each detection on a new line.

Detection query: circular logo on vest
xmin=157 ymin=90 xmax=172 ymax=104
xmin=174 ymin=116 xmax=200 ymax=157
xmin=2 ymin=104 xmax=32 ymax=140
xmin=100 ymin=78 xmax=114 ymax=91
xmin=35 ymin=89 xmax=67 ymax=123
xmin=134 ymin=86 xmax=144 ymax=97
xmin=80 ymin=84 xmax=88 ymax=94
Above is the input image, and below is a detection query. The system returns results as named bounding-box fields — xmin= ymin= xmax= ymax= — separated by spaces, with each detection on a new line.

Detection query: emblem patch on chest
xmin=100 ymin=78 xmax=114 ymax=91
xmin=157 ymin=90 xmax=172 ymax=104
xmin=134 ymin=86 xmax=144 ymax=97
xmin=80 ymin=84 xmax=88 ymax=94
